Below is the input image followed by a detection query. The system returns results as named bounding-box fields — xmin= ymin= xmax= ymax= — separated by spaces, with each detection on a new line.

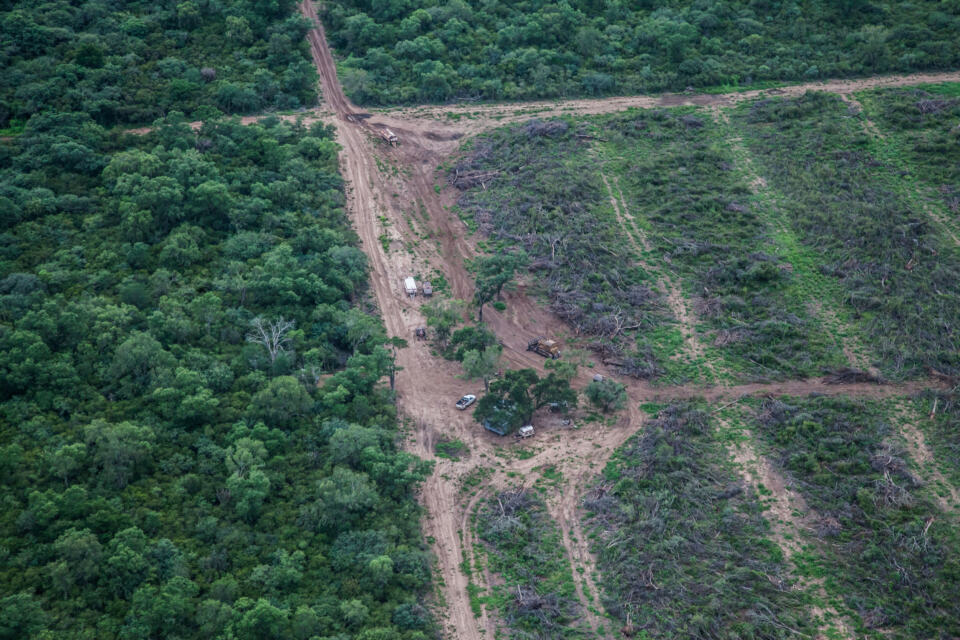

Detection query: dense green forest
xmin=322 ymin=0 xmax=960 ymax=104
xmin=0 ymin=114 xmax=434 ymax=638
xmin=0 ymin=0 xmax=317 ymax=130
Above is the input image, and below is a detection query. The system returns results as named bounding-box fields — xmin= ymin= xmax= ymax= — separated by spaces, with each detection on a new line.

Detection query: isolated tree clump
xmin=585 ymin=378 xmax=626 ymax=413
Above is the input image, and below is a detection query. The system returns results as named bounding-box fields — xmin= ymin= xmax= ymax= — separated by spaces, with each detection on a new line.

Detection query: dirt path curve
xmin=297 ymin=4 xmax=955 ymax=637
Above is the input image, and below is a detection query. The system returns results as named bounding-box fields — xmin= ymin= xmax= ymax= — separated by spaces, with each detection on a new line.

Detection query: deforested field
xmin=449 ymin=83 xmax=960 ymax=638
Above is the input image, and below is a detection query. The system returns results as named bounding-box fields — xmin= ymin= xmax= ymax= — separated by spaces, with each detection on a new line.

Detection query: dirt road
xmin=296 ymin=3 xmax=956 ymax=636
xmin=378 ymin=70 xmax=960 ymax=132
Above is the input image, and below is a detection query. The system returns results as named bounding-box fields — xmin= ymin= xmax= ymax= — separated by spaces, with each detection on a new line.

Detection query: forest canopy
xmin=0 ymin=0 xmax=318 ymax=129
xmin=322 ymin=0 xmax=960 ymax=104
xmin=0 ymin=114 xmax=433 ymax=638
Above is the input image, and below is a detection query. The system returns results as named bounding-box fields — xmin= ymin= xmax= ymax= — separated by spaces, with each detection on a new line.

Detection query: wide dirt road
xmin=297 ymin=3 xmax=955 ymax=638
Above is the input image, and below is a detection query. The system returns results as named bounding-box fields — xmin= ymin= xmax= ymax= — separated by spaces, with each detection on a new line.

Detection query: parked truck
xmin=527 ymin=336 xmax=561 ymax=359
xmin=403 ymin=276 xmax=417 ymax=297
xmin=422 ymin=281 xmax=433 ymax=297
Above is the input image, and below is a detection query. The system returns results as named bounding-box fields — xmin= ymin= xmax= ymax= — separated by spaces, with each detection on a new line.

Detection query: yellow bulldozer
xmin=527 ymin=336 xmax=560 ymax=359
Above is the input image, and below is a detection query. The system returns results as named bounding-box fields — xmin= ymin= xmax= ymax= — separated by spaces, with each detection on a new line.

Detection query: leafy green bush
xmin=435 ymin=438 xmax=468 ymax=460
xmin=585 ymin=403 xmax=810 ymax=638
xmin=753 ymin=396 xmax=960 ymax=636
xmin=584 ymin=378 xmax=626 ymax=413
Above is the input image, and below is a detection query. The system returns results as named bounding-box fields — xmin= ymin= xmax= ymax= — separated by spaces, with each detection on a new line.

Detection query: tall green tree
xmin=473 ymin=368 xmax=539 ymax=434
xmin=460 ymin=345 xmax=502 ymax=392
xmin=472 ymin=251 xmax=527 ymax=321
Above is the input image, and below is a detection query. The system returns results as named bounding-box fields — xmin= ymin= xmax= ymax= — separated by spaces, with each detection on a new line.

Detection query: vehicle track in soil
xmin=296 ymin=3 xmax=956 ymax=636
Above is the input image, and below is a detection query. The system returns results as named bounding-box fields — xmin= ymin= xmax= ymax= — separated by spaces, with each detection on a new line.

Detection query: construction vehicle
xmin=516 ymin=425 xmax=535 ymax=439
xmin=527 ymin=336 xmax=560 ymax=359
xmin=414 ymin=327 xmax=427 ymax=340
xmin=380 ymin=128 xmax=398 ymax=146
xmin=403 ymin=276 xmax=417 ymax=297
xmin=421 ymin=281 xmax=433 ymax=297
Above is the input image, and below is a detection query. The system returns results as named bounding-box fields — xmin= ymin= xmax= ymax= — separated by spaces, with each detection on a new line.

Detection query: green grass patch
xmin=734 ymin=91 xmax=960 ymax=378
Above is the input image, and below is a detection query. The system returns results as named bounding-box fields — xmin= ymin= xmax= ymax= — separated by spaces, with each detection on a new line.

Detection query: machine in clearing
xmin=527 ymin=336 xmax=560 ymax=359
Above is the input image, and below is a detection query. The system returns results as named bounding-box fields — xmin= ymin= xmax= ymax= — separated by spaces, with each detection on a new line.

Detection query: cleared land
xmin=293 ymin=5 xmax=960 ymax=638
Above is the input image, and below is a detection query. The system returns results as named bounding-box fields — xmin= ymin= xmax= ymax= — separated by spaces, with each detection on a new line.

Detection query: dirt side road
xmin=297 ymin=3 xmax=956 ymax=637
xmin=378 ymin=70 xmax=960 ymax=132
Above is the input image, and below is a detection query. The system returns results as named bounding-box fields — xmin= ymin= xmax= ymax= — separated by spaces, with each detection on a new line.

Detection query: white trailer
xmin=403 ymin=276 xmax=417 ymax=297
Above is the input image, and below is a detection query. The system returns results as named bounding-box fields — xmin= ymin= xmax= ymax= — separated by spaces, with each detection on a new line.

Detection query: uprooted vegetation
xmin=861 ymin=84 xmax=960 ymax=216
xmin=915 ymin=388 xmax=960 ymax=486
xmin=600 ymin=109 xmax=844 ymax=380
xmin=451 ymin=119 xmax=670 ymax=378
xmin=753 ymin=396 xmax=960 ymax=636
xmin=584 ymin=403 xmax=812 ymax=638
xmin=735 ymin=91 xmax=960 ymax=378
xmin=475 ymin=489 xmax=587 ymax=638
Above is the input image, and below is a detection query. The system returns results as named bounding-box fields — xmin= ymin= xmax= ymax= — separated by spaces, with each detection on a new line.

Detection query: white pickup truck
xmin=455 ymin=395 xmax=476 ymax=410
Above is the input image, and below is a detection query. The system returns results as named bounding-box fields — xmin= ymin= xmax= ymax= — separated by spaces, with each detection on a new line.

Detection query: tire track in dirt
xmin=717 ymin=414 xmax=856 ymax=639
xmin=891 ymin=404 xmax=960 ymax=513
xmin=599 ymin=166 xmax=715 ymax=380
xmin=840 ymin=93 xmax=884 ymax=139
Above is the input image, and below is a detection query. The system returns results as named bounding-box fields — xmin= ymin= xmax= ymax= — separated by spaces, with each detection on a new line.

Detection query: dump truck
xmin=380 ymin=128 xmax=398 ymax=146
xmin=403 ymin=277 xmax=417 ymax=297
xmin=422 ymin=282 xmax=433 ymax=297
xmin=527 ymin=336 xmax=560 ymax=359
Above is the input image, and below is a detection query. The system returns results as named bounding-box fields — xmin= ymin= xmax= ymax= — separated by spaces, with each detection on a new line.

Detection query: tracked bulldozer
xmin=527 ymin=336 xmax=560 ymax=359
